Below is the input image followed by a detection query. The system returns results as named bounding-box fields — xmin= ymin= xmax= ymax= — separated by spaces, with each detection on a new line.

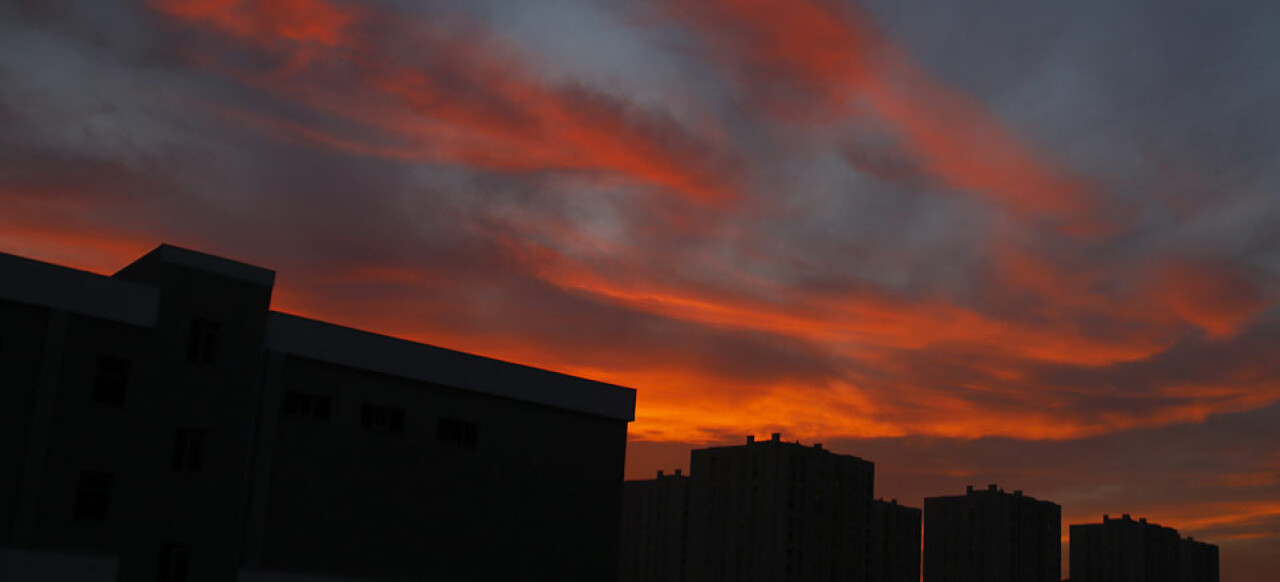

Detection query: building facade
xmin=0 ymin=245 xmax=636 ymax=581
xmin=686 ymin=434 xmax=877 ymax=582
xmin=869 ymin=499 xmax=921 ymax=582
xmin=1069 ymin=514 xmax=1219 ymax=582
xmin=619 ymin=470 xmax=690 ymax=582
xmin=620 ymin=434 xmax=922 ymax=582
xmin=923 ymin=484 xmax=1060 ymax=582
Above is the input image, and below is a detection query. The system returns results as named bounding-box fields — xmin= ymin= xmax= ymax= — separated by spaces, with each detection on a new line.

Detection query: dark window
xmin=360 ymin=404 xmax=404 ymax=436
xmin=282 ymin=391 xmax=331 ymax=420
xmin=158 ymin=542 xmax=191 ymax=582
xmin=73 ymin=470 xmax=114 ymax=520
xmin=437 ymin=417 xmax=478 ymax=447
xmin=186 ymin=319 xmax=220 ymax=363
xmin=92 ymin=355 xmax=130 ymax=406
xmin=172 ymin=428 xmax=206 ymax=472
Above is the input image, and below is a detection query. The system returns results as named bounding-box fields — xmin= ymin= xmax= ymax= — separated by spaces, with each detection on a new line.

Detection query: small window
xmin=73 ymin=470 xmax=114 ymax=520
xmin=172 ymin=428 xmax=206 ymax=472
xmin=186 ymin=319 xmax=221 ymax=363
xmin=360 ymin=404 xmax=404 ymax=436
xmin=92 ymin=355 xmax=130 ymax=406
xmin=437 ymin=418 xmax=478 ymax=447
xmin=157 ymin=542 xmax=191 ymax=582
xmin=282 ymin=391 xmax=331 ymax=420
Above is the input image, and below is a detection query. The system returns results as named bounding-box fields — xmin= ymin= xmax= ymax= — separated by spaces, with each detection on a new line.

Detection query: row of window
xmin=283 ymin=391 xmax=479 ymax=447
xmin=90 ymin=363 xmax=479 ymax=447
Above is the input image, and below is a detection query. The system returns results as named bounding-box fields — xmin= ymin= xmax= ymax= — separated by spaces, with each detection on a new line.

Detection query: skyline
xmin=1 ymin=0 xmax=1277 ymax=579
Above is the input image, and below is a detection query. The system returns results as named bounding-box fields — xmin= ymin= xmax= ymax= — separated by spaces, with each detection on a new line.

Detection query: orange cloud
xmin=1146 ymin=259 xmax=1272 ymax=338
xmin=6 ymin=0 xmax=1269 ymax=454
xmin=1140 ymin=500 xmax=1280 ymax=540
xmin=0 ymin=222 xmax=153 ymax=275
xmin=478 ymin=220 xmax=1279 ymax=442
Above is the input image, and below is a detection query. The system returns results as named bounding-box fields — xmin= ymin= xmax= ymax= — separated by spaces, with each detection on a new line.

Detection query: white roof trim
xmin=265 ymin=312 xmax=636 ymax=421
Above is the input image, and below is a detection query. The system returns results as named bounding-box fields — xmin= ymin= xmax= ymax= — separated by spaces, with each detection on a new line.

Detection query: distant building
xmin=1069 ymin=513 xmax=1218 ymax=582
xmin=923 ymin=484 xmax=1061 ymax=582
xmin=619 ymin=434 xmax=921 ymax=582
xmin=870 ymin=499 xmax=921 ymax=582
xmin=619 ymin=470 xmax=690 ymax=582
xmin=1180 ymin=537 xmax=1220 ymax=582
xmin=0 ymin=245 xmax=636 ymax=581
xmin=687 ymin=434 xmax=880 ymax=582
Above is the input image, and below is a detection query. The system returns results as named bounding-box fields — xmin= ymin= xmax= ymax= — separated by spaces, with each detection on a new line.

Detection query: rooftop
xmin=266 ymin=312 xmax=636 ymax=421
xmin=0 ymin=251 xmax=159 ymax=327
xmin=1 ymin=244 xmax=635 ymax=422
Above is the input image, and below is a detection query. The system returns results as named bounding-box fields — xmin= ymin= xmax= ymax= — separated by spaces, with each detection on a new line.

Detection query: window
xmin=360 ymin=404 xmax=404 ymax=436
xmin=73 ymin=470 xmax=114 ymax=520
xmin=92 ymin=355 xmax=130 ymax=406
xmin=186 ymin=319 xmax=221 ymax=363
xmin=172 ymin=428 xmax=206 ymax=472
xmin=437 ymin=417 xmax=478 ymax=447
xmin=157 ymin=542 xmax=191 ymax=582
xmin=282 ymin=391 xmax=331 ymax=420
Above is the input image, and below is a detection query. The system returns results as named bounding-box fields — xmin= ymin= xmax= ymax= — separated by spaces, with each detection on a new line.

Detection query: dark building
xmin=620 ymin=434 xmax=921 ymax=582
xmin=1180 ymin=537 xmax=1220 ymax=582
xmin=1069 ymin=513 xmax=1219 ymax=582
xmin=870 ymin=499 xmax=921 ymax=582
xmin=619 ymin=470 xmax=690 ymax=582
xmin=0 ymin=245 xmax=636 ymax=581
xmin=923 ymin=484 xmax=1061 ymax=582
xmin=687 ymin=433 xmax=883 ymax=582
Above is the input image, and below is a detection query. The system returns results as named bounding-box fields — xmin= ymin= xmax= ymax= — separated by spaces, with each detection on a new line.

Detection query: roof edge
xmin=264 ymin=312 xmax=636 ymax=421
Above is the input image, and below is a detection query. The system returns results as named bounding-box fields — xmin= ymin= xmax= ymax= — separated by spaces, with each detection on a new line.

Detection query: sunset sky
xmin=2 ymin=0 xmax=1277 ymax=578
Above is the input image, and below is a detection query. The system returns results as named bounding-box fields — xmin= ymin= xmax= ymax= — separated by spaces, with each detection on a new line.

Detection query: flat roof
xmin=120 ymin=244 xmax=276 ymax=287
xmin=924 ymin=485 xmax=1060 ymax=507
xmin=0 ymin=251 xmax=159 ymax=327
xmin=264 ymin=312 xmax=636 ymax=422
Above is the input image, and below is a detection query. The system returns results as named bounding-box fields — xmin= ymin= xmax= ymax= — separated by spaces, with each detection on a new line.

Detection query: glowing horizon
xmin=2 ymin=0 xmax=1277 ymax=579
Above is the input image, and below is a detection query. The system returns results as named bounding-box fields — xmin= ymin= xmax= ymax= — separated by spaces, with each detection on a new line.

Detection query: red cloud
xmin=665 ymin=0 xmax=1111 ymax=234
xmin=4 ymin=0 xmax=1255 ymax=449
xmin=1147 ymin=260 xmax=1272 ymax=338
xmin=151 ymin=0 xmax=736 ymax=203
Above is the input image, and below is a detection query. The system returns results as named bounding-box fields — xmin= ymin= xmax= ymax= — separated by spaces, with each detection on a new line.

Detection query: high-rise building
xmin=1069 ymin=513 xmax=1219 ymax=582
xmin=0 ymin=244 xmax=636 ymax=581
xmin=619 ymin=470 xmax=690 ymax=582
xmin=619 ymin=434 xmax=922 ymax=582
xmin=685 ymin=433 xmax=877 ymax=582
xmin=923 ymin=484 xmax=1060 ymax=582
xmin=1180 ymin=536 xmax=1220 ymax=582
xmin=870 ymin=498 xmax=921 ymax=582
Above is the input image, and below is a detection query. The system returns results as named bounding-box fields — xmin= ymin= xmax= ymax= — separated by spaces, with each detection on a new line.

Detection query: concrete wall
xmin=687 ymin=437 xmax=875 ymax=582
xmin=0 ymin=547 xmax=117 ymax=581
xmin=250 ymin=354 xmax=627 ymax=581
xmin=3 ymin=246 xmax=633 ymax=582
xmin=0 ymin=301 xmax=50 ymax=545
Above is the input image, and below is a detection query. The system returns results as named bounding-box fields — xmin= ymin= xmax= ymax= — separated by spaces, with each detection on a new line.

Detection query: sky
xmin=1 ymin=0 xmax=1277 ymax=578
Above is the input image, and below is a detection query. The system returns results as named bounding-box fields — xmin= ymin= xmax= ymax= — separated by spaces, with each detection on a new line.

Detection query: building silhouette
xmin=620 ymin=433 xmax=920 ymax=582
xmin=619 ymin=470 xmax=690 ymax=582
xmin=689 ymin=434 xmax=875 ymax=582
xmin=923 ymin=484 xmax=1060 ymax=582
xmin=0 ymin=245 xmax=636 ymax=581
xmin=870 ymin=499 xmax=921 ymax=582
xmin=1069 ymin=513 xmax=1219 ymax=582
